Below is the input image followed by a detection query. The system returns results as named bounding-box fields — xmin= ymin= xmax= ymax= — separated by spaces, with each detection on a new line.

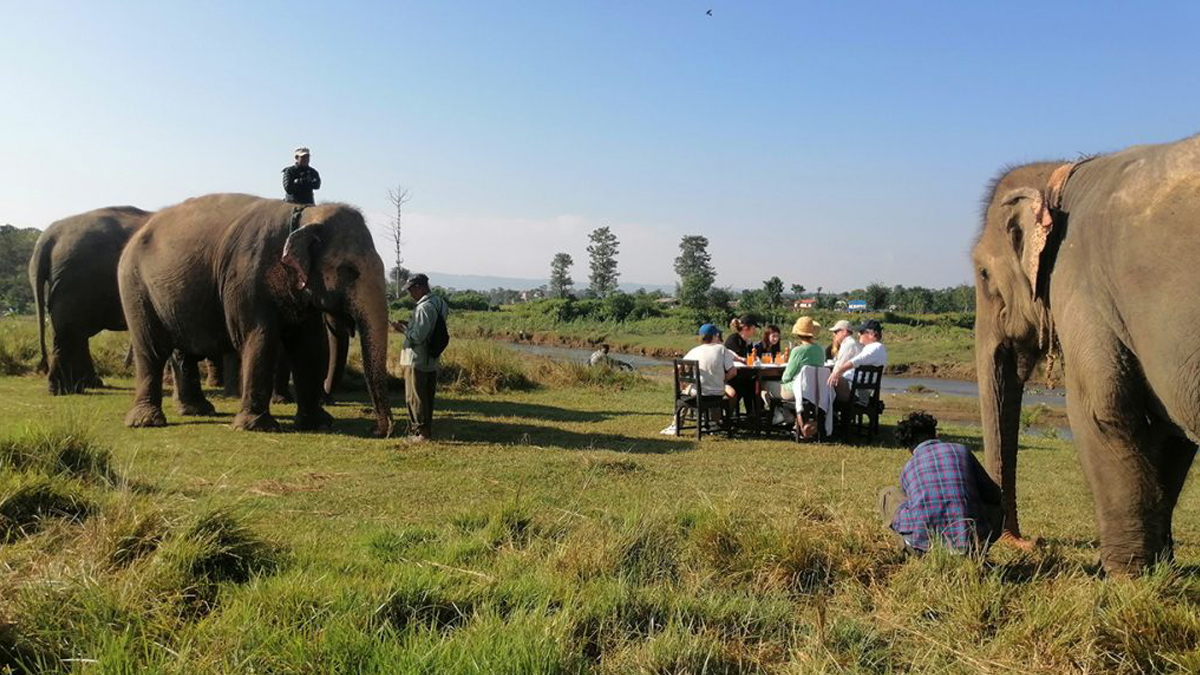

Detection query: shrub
xmin=437 ymin=342 xmax=535 ymax=393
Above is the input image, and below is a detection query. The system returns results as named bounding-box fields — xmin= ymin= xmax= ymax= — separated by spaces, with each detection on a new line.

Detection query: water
xmin=499 ymin=341 xmax=1067 ymax=406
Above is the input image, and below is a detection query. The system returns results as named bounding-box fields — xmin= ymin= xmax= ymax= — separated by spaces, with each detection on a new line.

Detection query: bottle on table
xmin=748 ymin=347 xmax=758 ymax=366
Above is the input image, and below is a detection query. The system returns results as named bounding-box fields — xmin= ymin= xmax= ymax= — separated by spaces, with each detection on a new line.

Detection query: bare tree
xmin=385 ymin=185 xmax=411 ymax=299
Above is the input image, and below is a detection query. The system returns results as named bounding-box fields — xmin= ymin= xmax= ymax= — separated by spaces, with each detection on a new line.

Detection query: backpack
xmin=428 ymin=299 xmax=450 ymax=359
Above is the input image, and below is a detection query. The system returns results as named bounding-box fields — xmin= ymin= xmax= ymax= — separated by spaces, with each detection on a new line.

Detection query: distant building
xmin=519 ymin=288 xmax=546 ymax=302
xmin=847 ymin=300 xmax=868 ymax=312
xmin=792 ymin=297 xmax=816 ymax=310
xmin=655 ymin=297 xmax=678 ymax=307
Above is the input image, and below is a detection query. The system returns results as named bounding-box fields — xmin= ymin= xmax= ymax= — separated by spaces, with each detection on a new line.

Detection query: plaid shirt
xmin=891 ymin=440 xmax=998 ymax=552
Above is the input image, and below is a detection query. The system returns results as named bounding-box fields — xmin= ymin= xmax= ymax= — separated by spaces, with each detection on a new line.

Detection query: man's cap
xmin=294 ymin=147 xmax=311 ymax=157
xmin=857 ymin=319 xmax=883 ymax=333
xmin=698 ymin=323 xmax=720 ymax=338
xmin=829 ymin=319 xmax=853 ymax=333
xmin=403 ymin=273 xmax=430 ymax=290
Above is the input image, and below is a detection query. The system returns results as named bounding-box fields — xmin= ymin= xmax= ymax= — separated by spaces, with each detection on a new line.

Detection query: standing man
xmin=391 ymin=274 xmax=448 ymax=442
xmin=282 ymin=147 xmax=321 ymax=204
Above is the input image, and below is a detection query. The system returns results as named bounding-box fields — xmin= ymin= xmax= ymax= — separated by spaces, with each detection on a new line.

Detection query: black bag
xmin=428 ymin=301 xmax=450 ymax=359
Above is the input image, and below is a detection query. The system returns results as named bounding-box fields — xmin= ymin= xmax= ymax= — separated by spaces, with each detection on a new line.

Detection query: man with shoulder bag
xmin=390 ymin=274 xmax=449 ymax=442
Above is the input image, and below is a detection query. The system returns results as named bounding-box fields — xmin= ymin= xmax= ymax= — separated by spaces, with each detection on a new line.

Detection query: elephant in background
xmin=28 ymin=206 xmax=152 ymax=394
xmin=118 ymin=194 xmax=393 ymax=436
xmin=973 ymin=133 xmax=1200 ymax=573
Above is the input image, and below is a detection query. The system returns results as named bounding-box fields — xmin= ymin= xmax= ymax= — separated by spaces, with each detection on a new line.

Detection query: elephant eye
xmin=337 ymin=263 xmax=360 ymax=282
xmin=978 ymin=267 xmax=989 ymax=282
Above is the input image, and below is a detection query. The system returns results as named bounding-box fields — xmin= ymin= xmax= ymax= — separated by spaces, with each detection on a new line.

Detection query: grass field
xmin=3 ymin=330 xmax=1200 ymax=673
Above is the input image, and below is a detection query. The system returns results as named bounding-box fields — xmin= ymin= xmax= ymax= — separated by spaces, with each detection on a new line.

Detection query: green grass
xmin=2 ymin=364 xmax=1200 ymax=673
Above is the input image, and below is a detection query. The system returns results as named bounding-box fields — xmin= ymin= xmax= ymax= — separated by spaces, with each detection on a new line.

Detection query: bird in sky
xmin=706 ymin=9 xmax=713 ymax=16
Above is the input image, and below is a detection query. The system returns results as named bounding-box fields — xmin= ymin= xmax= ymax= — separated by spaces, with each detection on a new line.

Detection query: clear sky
xmin=3 ymin=1 xmax=1198 ymax=291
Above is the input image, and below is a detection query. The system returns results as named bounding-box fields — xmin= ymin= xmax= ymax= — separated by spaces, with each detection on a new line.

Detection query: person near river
xmin=724 ymin=315 xmax=759 ymax=359
xmin=589 ymin=344 xmax=633 ymax=371
xmin=282 ymin=147 xmax=321 ymax=205
xmin=390 ymin=273 xmax=448 ymax=442
xmin=826 ymin=319 xmax=860 ymax=364
xmin=827 ymin=319 xmax=886 ymax=401
xmin=877 ymin=411 xmax=1003 ymax=555
xmin=779 ymin=317 xmax=825 ymax=401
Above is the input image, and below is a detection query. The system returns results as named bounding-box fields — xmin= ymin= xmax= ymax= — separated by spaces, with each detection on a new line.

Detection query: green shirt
xmin=401 ymin=294 xmax=448 ymax=372
xmin=781 ymin=342 xmax=825 ymax=389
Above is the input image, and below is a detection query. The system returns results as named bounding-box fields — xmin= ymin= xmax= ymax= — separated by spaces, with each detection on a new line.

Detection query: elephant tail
xmin=29 ymin=234 xmax=52 ymax=374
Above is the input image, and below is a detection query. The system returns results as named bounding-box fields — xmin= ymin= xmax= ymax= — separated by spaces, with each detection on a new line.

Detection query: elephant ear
xmin=281 ymin=222 xmax=324 ymax=291
xmin=1000 ymin=187 xmax=1055 ymax=298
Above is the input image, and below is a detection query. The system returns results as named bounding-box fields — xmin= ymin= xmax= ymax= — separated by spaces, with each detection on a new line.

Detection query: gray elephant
xmin=118 ymin=194 xmax=393 ymax=436
xmin=28 ymin=206 xmax=152 ymax=394
xmin=973 ymin=133 xmax=1200 ymax=573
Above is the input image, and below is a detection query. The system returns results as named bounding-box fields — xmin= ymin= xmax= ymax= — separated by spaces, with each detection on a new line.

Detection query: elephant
xmin=117 ymin=193 xmax=393 ymax=436
xmin=28 ymin=206 xmax=152 ymax=394
xmin=973 ymin=133 xmax=1200 ymax=573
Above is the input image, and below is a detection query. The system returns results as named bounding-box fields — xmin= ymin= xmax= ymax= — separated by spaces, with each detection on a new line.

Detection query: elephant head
xmin=282 ymin=205 xmax=393 ymax=436
xmin=971 ymin=162 xmax=1073 ymax=540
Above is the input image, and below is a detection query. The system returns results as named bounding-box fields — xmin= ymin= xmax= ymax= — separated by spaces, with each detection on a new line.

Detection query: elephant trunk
xmin=354 ymin=299 xmax=394 ymax=438
xmin=977 ymin=334 xmax=1025 ymax=539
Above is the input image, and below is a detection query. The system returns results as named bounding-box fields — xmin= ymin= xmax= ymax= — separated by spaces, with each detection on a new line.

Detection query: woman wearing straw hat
xmin=780 ymin=316 xmax=825 ymax=401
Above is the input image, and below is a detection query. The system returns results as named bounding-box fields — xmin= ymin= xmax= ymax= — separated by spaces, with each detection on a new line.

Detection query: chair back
xmin=850 ymin=365 xmax=884 ymax=406
xmin=673 ymin=359 xmax=701 ymax=400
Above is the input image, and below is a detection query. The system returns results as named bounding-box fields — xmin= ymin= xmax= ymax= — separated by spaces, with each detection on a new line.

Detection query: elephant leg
xmin=170 ymin=351 xmax=216 ymax=416
xmin=222 ymin=352 xmax=241 ymax=398
xmin=323 ymin=321 xmax=350 ymax=404
xmin=81 ymin=343 xmax=104 ymax=389
xmin=1064 ymin=348 xmax=1169 ymax=574
xmin=123 ymin=310 xmax=170 ymax=428
xmin=205 ymin=355 xmax=224 ymax=388
xmin=272 ymin=352 xmax=294 ymax=404
xmin=1154 ymin=434 xmax=1198 ymax=561
xmin=286 ymin=317 xmax=333 ymax=431
xmin=232 ymin=328 xmax=281 ymax=432
xmin=49 ymin=329 xmax=91 ymax=395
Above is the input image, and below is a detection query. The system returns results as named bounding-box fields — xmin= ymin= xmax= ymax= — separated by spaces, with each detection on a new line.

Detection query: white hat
xmin=294 ymin=146 xmax=311 ymax=157
xmin=829 ymin=319 xmax=853 ymax=332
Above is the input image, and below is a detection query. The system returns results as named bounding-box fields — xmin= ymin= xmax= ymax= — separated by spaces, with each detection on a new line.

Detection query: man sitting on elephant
xmin=878 ymin=412 xmax=1003 ymax=555
xmin=391 ymin=273 xmax=449 ymax=442
xmin=282 ymin=147 xmax=321 ymax=205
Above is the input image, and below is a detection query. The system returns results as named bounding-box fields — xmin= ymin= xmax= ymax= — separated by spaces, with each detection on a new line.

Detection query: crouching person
xmin=391 ymin=274 xmax=449 ymax=442
xmin=878 ymin=412 xmax=1002 ymax=555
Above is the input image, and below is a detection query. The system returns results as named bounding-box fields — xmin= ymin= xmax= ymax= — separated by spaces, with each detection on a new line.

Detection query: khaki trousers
xmin=404 ymin=366 xmax=438 ymax=437
xmin=877 ymin=486 xmax=909 ymax=551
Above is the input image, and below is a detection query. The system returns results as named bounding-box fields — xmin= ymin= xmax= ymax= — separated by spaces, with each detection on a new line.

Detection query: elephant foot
xmin=84 ymin=375 xmax=105 ymax=389
xmin=271 ymin=392 xmax=295 ymax=405
xmin=295 ymin=408 xmax=334 ymax=431
xmin=125 ymin=404 xmax=167 ymax=428
xmin=176 ymin=399 xmax=217 ymax=416
xmin=322 ymin=392 xmax=337 ymax=406
xmin=372 ymin=417 xmax=395 ymax=438
xmin=232 ymin=411 xmax=281 ymax=432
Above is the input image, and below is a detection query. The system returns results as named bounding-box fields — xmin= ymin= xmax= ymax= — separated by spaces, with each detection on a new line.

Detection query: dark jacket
xmin=724 ymin=333 xmax=750 ymax=358
xmin=754 ymin=340 xmax=781 ymax=357
xmin=282 ymin=165 xmax=321 ymax=204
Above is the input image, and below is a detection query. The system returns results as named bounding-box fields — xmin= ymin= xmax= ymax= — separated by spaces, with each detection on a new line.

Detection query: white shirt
xmin=845 ymin=340 xmax=887 ymax=381
xmin=832 ymin=335 xmax=862 ymax=371
xmin=683 ymin=343 xmax=736 ymax=396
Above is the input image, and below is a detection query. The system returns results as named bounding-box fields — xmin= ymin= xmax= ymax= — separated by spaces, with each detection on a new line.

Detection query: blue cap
xmin=698 ymin=323 xmax=720 ymax=338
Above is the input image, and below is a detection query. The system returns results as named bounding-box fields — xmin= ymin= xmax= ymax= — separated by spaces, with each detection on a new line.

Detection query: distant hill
xmin=424 ymin=271 xmax=674 ymax=294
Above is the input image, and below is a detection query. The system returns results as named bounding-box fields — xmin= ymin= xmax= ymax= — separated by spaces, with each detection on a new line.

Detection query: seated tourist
xmin=827 ymin=319 xmax=886 ymax=401
xmin=724 ymin=315 xmax=759 ymax=360
xmin=877 ymin=412 xmax=1002 ymax=555
xmin=682 ymin=324 xmax=737 ymax=403
xmin=826 ymin=319 xmax=860 ymax=365
xmin=780 ymin=317 xmax=825 ymax=401
xmin=754 ymin=324 xmax=782 ymax=358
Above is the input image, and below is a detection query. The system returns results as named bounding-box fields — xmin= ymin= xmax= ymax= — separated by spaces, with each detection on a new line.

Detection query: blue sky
xmin=3 ymin=1 xmax=1198 ymax=291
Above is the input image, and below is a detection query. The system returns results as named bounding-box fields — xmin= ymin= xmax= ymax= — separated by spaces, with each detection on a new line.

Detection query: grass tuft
xmin=0 ymin=419 xmax=119 ymax=485
xmin=0 ymin=474 xmax=93 ymax=542
xmin=436 ymin=341 xmax=536 ymax=393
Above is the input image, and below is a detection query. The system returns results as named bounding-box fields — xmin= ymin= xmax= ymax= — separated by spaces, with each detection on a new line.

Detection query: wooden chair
xmin=673 ymin=359 xmax=732 ymax=440
xmin=834 ymin=365 xmax=885 ymax=442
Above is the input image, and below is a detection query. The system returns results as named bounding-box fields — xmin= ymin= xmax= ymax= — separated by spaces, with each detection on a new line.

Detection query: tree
xmin=865 ymin=281 xmax=890 ymax=310
xmin=586 ymin=226 xmax=620 ymax=298
xmin=549 ymin=253 xmax=574 ymax=298
xmin=790 ymin=284 xmax=806 ymax=299
xmin=763 ymin=277 xmax=785 ymax=312
xmin=384 ymin=185 xmax=411 ymax=299
xmin=0 ymin=224 xmax=40 ymax=312
xmin=674 ymin=235 xmax=716 ymax=310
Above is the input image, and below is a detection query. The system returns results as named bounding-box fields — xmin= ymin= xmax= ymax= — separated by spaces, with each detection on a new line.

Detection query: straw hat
xmin=791 ymin=316 xmax=820 ymax=338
